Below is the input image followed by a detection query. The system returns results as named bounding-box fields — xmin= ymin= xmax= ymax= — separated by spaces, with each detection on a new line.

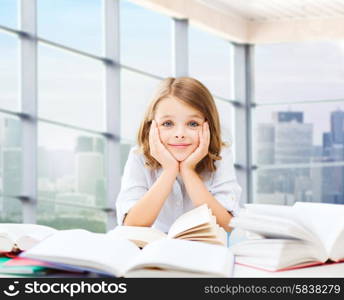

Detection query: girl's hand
xmin=180 ymin=122 xmax=210 ymax=173
xmin=149 ymin=120 xmax=179 ymax=173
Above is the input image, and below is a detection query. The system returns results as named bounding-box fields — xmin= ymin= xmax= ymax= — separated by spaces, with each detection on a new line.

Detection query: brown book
xmin=108 ymin=204 xmax=228 ymax=248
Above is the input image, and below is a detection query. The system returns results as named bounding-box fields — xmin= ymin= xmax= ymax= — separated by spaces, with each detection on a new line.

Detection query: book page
xmin=107 ymin=226 xmax=167 ymax=247
xmin=244 ymin=204 xmax=300 ymax=222
xmin=231 ymin=239 xmax=326 ymax=271
xmin=329 ymin=230 xmax=344 ymax=261
xmin=294 ymin=202 xmax=344 ymax=255
xmin=167 ymin=204 xmax=211 ymax=238
xmin=173 ymin=223 xmax=211 ymax=239
xmin=22 ymin=229 xmax=141 ymax=277
xmin=230 ymin=212 xmax=315 ymax=242
xmin=180 ymin=223 xmax=227 ymax=246
xmin=175 ymin=226 xmax=216 ymax=239
xmin=124 ymin=239 xmax=234 ymax=277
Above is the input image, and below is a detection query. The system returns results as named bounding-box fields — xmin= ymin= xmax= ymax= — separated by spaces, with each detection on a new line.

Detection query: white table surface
xmin=233 ymin=261 xmax=344 ymax=277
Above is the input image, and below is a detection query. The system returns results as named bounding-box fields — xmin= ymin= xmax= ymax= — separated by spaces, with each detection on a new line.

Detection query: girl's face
xmin=154 ymin=97 xmax=205 ymax=162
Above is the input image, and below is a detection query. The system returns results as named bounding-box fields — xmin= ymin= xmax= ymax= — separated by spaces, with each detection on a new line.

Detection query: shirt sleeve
xmin=209 ymin=144 xmax=242 ymax=217
xmin=115 ymin=147 xmax=149 ymax=225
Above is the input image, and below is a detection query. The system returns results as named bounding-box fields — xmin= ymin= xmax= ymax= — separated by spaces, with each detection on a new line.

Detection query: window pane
xmin=120 ymin=69 xmax=160 ymax=141
xmin=38 ymin=123 xmax=107 ymax=218
xmin=120 ymin=0 xmax=172 ymax=76
xmin=0 ymin=32 xmax=19 ymax=111
xmin=37 ymin=202 xmax=107 ymax=232
xmin=255 ymin=41 xmax=344 ymax=103
xmin=0 ymin=196 xmax=22 ymax=222
xmin=189 ymin=26 xmax=233 ymax=99
xmin=0 ymin=113 xmax=22 ymax=196
xmin=37 ymin=0 xmax=103 ymax=55
xmin=215 ymin=99 xmax=234 ymax=143
xmin=254 ymin=102 xmax=344 ymax=165
xmin=0 ymin=0 xmax=18 ymax=29
xmin=254 ymin=165 xmax=344 ymax=205
xmin=0 ymin=113 xmax=22 ymax=221
xmin=38 ymin=45 xmax=104 ymax=130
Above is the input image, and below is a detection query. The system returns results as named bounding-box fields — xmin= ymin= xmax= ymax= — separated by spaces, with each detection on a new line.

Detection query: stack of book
xmin=229 ymin=202 xmax=344 ymax=272
xmin=1 ymin=204 xmax=234 ymax=277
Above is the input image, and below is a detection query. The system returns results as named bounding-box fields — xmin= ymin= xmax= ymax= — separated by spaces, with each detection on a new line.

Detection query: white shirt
xmin=116 ymin=143 xmax=242 ymax=233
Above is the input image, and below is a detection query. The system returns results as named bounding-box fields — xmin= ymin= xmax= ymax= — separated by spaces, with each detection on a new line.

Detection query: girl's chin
xmin=171 ymin=152 xmax=191 ymax=162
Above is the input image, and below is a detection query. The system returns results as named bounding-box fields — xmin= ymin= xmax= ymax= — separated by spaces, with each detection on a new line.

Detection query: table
xmin=233 ymin=261 xmax=344 ymax=277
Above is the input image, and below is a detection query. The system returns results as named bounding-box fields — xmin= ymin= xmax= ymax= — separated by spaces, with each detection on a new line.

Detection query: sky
xmin=1 ymin=0 xmax=344 ymax=150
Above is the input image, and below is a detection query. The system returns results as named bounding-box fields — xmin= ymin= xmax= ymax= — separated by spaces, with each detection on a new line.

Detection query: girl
xmin=116 ymin=77 xmax=241 ymax=233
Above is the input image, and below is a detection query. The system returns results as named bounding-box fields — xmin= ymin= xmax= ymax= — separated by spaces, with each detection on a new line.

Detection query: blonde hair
xmin=137 ymin=77 xmax=226 ymax=174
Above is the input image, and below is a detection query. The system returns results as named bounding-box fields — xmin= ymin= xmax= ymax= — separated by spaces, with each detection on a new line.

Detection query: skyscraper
xmin=4 ymin=118 xmax=21 ymax=147
xmin=76 ymin=136 xmax=105 ymax=155
xmin=273 ymin=111 xmax=303 ymax=124
xmin=274 ymin=122 xmax=313 ymax=164
xmin=75 ymin=152 xmax=104 ymax=195
xmin=76 ymin=136 xmax=93 ymax=152
xmin=256 ymin=111 xmax=313 ymax=204
xmin=256 ymin=123 xmax=275 ymax=165
xmin=330 ymin=109 xmax=344 ymax=144
xmin=321 ymin=109 xmax=344 ymax=204
xmin=322 ymin=132 xmax=332 ymax=157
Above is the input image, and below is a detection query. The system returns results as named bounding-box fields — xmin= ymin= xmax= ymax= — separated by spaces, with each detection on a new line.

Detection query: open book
xmin=229 ymin=202 xmax=344 ymax=271
xmin=0 ymin=224 xmax=58 ymax=253
xmin=22 ymin=229 xmax=234 ymax=277
xmin=109 ymin=204 xmax=227 ymax=248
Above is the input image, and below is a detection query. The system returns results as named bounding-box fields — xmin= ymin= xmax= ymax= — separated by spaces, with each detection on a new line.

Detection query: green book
xmin=0 ymin=257 xmax=47 ymax=275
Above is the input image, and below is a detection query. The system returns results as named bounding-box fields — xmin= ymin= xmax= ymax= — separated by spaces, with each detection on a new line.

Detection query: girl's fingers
xmin=199 ymin=126 xmax=204 ymax=147
xmin=200 ymin=123 xmax=205 ymax=146
xmin=202 ymin=122 xmax=210 ymax=152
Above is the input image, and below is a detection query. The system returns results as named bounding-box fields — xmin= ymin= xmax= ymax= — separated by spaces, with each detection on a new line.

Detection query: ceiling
xmin=134 ymin=0 xmax=344 ymax=44
xmin=198 ymin=0 xmax=344 ymax=22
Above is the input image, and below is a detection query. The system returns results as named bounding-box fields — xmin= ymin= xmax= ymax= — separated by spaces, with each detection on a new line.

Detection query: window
xmin=189 ymin=25 xmax=233 ymax=99
xmin=37 ymin=202 xmax=107 ymax=232
xmin=214 ymin=99 xmax=234 ymax=145
xmin=38 ymin=122 xmax=107 ymax=231
xmin=254 ymin=41 xmax=344 ymax=205
xmin=0 ymin=0 xmax=18 ymax=29
xmin=0 ymin=32 xmax=19 ymax=112
xmin=253 ymin=165 xmax=344 ymax=205
xmin=120 ymin=0 xmax=172 ymax=77
xmin=0 ymin=113 xmax=22 ymax=222
xmin=255 ymin=41 xmax=344 ymax=103
xmin=37 ymin=0 xmax=103 ymax=55
xmin=120 ymin=69 xmax=160 ymax=142
xmin=38 ymin=44 xmax=105 ymax=131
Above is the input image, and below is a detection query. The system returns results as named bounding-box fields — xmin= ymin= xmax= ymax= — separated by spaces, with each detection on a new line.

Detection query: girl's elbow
xmin=123 ymin=214 xmax=153 ymax=227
